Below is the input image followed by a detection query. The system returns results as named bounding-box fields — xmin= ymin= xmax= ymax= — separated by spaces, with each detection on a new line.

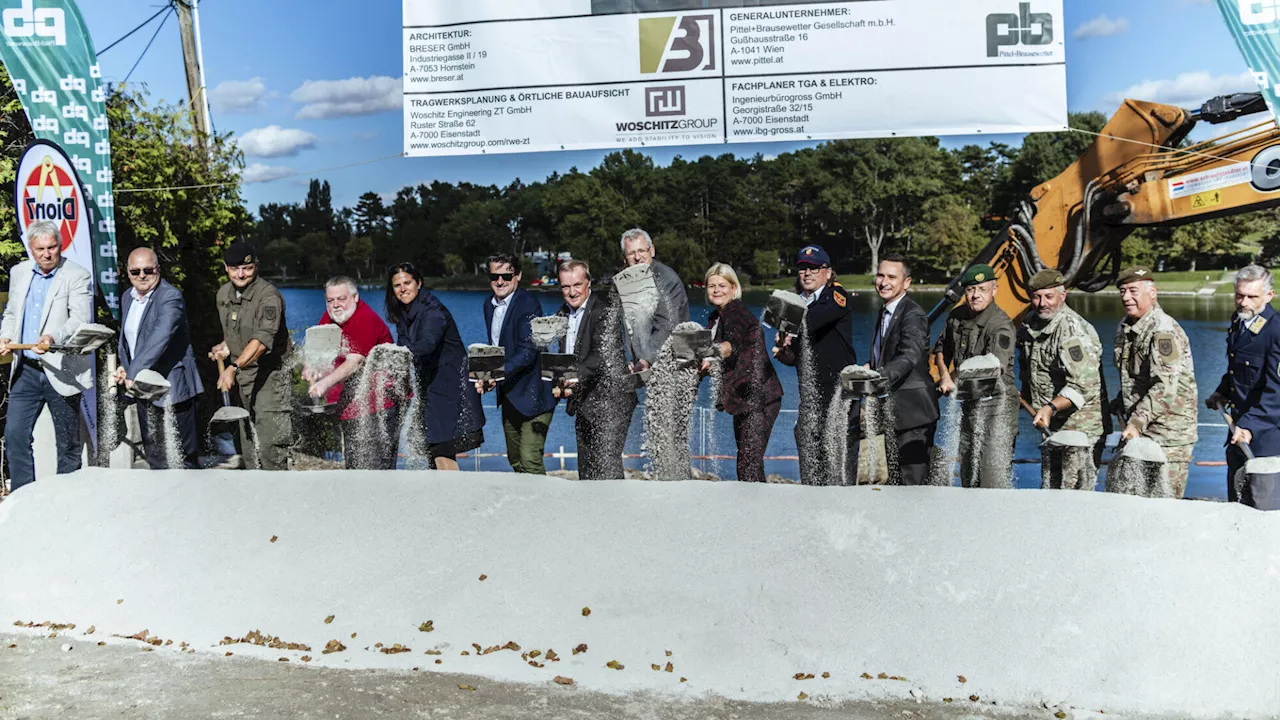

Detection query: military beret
xmin=961 ymin=263 xmax=996 ymax=287
xmin=1027 ymin=268 xmax=1065 ymax=292
xmin=223 ymin=240 xmax=257 ymax=267
xmin=1116 ymin=266 xmax=1155 ymax=287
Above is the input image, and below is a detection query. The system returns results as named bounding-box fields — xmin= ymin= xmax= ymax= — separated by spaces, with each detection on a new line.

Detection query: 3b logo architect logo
xmin=639 ymin=14 xmax=716 ymax=74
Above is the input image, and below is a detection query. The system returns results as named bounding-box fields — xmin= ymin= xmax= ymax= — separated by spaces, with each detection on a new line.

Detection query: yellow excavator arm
xmin=929 ymin=92 xmax=1280 ymax=325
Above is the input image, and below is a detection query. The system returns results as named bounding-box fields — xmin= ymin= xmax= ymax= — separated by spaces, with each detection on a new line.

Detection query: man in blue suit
xmin=478 ymin=253 xmax=557 ymax=474
xmin=1207 ymin=264 xmax=1280 ymax=506
xmin=113 ymin=247 xmax=204 ymax=469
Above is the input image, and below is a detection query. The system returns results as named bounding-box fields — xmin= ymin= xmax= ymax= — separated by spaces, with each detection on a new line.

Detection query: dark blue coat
xmin=482 ymin=288 xmax=556 ymax=418
xmin=395 ymin=290 xmax=484 ymax=445
xmin=1215 ymin=303 xmax=1280 ymax=456
xmin=119 ymin=279 xmax=203 ymax=407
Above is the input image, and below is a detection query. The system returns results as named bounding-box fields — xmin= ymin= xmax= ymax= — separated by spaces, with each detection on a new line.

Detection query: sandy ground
xmin=0 ymin=632 xmax=1088 ymax=720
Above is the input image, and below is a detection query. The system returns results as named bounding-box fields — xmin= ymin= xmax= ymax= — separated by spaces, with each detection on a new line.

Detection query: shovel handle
xmin=215 ymin=355 xmax=236 ymax=405
xmin=1221 ymin=410 xmax=1256 ymax=461
xmin=1019 ymin=396 xmax=1051 ymax=438
xmin=5 ymin=342 xmax=50 ymax=351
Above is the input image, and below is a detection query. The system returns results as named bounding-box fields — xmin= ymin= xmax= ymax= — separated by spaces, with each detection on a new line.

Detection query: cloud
xmin=1105 ymin=71 xmax=1256 ymax=107
xmin=290 ymin=75 xmax=402 ymax=120
xmin=241 ymin=163 xmax=295 ymax=183
xmin=208 ymin=77 xmax=272 ymax=114
xmin=236 ymin=125 xmax=318 ymax=158
xmin=1073 ymin=15 xmax=1129 ymax=39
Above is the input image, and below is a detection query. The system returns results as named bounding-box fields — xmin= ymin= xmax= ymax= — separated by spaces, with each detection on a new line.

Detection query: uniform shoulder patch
xmin=833 ymin=291 xmax=846 ymax=308
xmin=1249 ymin=315 xmax=1267 ymax=334
xmin=998 ymin=332 xmax=1012 ymax=350
xmin=1154 ymin=332 xmax=1177 ymax=361
xmin=1062 ymin=338 xmax=1085 ymax=364
xmin=263 ymin=304 xmax=278 ymax=322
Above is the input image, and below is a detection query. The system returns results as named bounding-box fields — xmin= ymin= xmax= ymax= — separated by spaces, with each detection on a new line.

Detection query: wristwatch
xmin=228 ymin=361 xmax=241 ymax=375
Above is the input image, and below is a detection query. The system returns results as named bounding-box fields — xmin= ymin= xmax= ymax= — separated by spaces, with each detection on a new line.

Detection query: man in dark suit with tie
xmin=552 ymin=260 xmax=636 ymax=480
xmin=114 ymin=247 xmax=204 ymax=469
xmin=869 ymin=254 xmax=939 ymax=485
xmin=478 ymin=253 xmax=557 ymax=474
xmin=1206 ymin=264 xmax=1280 ymax=505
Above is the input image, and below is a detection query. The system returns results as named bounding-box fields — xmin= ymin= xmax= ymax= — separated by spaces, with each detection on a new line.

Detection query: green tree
xmin=753 ymin=249 xmax=779 ymax=282
xmin=264 ymin=237 xmax=302 ymax=279
xmin=993 ymin=111 xmax=1107 ymax=211
xmin=915 ymin=194 xmax=987 ymax=274
xmin=443 ymin=253 xmax=465 ymax=277
xmin=653 ymin=230 xmax=708 ymax=285
xmin=343 ymin=235 xmax=374 ymax=278
xmin=0 ymin=64 xmax=31 ymax=278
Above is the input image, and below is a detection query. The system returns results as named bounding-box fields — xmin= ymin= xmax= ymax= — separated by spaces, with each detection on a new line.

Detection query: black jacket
xmin=557 ymin=289 xmax=636 ymax=417
xmin=775 ymin=282 xmax=856 ymax=402
xmin=870 ymin=293 xmax=940 ymax=431
xmin=395 ymin=290 xmax=485 ymax=445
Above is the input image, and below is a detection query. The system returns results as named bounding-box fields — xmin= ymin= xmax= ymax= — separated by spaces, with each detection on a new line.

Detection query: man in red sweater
xmin=306 ymin=275 xmax=398 ymax=469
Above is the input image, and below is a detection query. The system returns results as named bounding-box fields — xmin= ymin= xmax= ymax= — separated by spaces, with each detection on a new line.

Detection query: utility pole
xmin=174 ymin=0 xmax=213 ymax=142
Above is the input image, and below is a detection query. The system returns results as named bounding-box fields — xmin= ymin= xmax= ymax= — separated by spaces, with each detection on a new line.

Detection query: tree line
xmin=249 ymin=112 xmax=1280 ymax=288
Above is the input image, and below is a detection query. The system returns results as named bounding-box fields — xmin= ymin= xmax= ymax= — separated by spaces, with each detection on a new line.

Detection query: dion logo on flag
xmin=639 ymin=14 xmax=716 ymax=74
xmin=16 ymin=141 xmax=89 ymax=253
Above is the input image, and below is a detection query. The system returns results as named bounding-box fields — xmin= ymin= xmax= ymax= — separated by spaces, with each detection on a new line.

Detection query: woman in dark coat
xmin=702 ymin=263 xmax=784 ymax=482
xmin=385 ymin=263 xmax=483 ymax=470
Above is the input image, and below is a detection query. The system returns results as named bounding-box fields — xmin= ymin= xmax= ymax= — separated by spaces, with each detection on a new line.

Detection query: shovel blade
xmin=211 ymin=406 xmax=251 ymax=423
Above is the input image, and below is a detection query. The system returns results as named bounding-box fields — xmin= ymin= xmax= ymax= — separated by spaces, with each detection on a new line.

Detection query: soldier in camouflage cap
xmin=1110 ymin=267 xmax=1198 ymax=497
xmin=933 ymin=263 xmax=1018 ymax=488
xmin=1017 ymin=268 xmax=1109 ymax=489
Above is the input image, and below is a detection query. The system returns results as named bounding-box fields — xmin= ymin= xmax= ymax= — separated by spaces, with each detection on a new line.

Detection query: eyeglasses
xmin=797 ymin=265 xmax=829 ymax=275
xmin=489 ymin=273 xmax=515 ymax=282
xmin=128 ymin=267 xmax=159 ymax=277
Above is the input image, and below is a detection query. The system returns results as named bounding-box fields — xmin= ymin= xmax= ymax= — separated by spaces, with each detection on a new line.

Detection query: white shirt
xmin=565 ymin=296 xmax=588 ymax=354
xmin=801 ymin=285 xmax=824 ymax=307
xmin=123 ymin=286 xmax=153 ymax=356
xmin=490 ymin=294 xmax=509 ymax=346
xmin=880 ymin=294 xmax=905 ymax=337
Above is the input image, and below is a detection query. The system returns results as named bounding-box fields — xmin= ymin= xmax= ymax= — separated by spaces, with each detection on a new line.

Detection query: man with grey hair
xmin=618 ymin=228 xmax=689 ymax=374
xmin=1207 ymin=264 xmax=1280 ymax=505
xmin=306 ymin=275 xmax=397 ymax=469
xmin=0 ymin=220 xmax=93 ymax=490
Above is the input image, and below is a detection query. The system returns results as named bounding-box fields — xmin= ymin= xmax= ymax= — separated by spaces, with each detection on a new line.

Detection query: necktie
xmin=872 ymin=308 xmax=890 ymax=369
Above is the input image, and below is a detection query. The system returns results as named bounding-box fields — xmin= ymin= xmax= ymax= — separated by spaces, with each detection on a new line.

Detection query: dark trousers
xmin=136 ymin=397 xmax=200 ymax=469
xmin=341 ymin=406 xmax=403 ymax=470
xmin=4 ymin=362 xmax=81 ymax=491
xmin=576 ymin=393 xmax=635 ymax=480
xmin=733 ymin=398 xmax=781 ymax=483
xmin=896 ymin=422 xmax=937 ymax=486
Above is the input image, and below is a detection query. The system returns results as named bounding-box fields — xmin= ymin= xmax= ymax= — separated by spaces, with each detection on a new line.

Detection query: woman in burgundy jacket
xmin=702 ymin=263 xmax=784 ymax=482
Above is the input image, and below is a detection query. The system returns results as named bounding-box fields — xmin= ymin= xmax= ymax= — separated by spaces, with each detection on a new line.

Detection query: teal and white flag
xmin=1217 ymin=0 xmax=1280 ymax=127
xmin=0 ymin=0 xmax=118 ymax=314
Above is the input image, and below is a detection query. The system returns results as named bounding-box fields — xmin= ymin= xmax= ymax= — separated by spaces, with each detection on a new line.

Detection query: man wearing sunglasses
xmin=114 ymin=247 xmax=204 ymax=469
xmin=478 ymin=253 xmax=556 ymax=474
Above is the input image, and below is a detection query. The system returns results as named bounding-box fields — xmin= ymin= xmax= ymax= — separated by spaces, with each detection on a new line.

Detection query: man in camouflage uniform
xmin=211 ymin=240 xmax=294 ymax=470
xmin=1017 ymin=269 xmax=1108 ymax=490
xmin=934 ymin=264 xmax=1018 ymax=488
xmin=1111 ymin=267 xmax=1198 ymax=497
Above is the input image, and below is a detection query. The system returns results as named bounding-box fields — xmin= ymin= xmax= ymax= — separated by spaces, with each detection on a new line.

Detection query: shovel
xmin=1018 ymin=396 xmax=1051 ymax=441
xmin=210 ymin=356 xmax=251 ymax=425
xmin=1221 ymin=409 xmax=1280 ymax=509
xmin=126 ymin=369 xmax=172 ymax=401
xmin=6 ymin=323 xmax=115 ymax=354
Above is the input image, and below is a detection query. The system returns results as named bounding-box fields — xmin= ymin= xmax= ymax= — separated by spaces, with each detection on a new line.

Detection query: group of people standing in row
xmin=2 ymin=219 xmax=1277 ymax=505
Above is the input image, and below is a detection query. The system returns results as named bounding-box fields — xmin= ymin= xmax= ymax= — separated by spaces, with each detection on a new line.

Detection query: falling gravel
xmin=794 ymin=324 xmax=824 ymax=486
xmin=644 ymin=323 xmax=705 ymax=481
xmin=97 ymin=364 xmax=120 ymax=466
xmin=347 ymin=343 xmax=413 ymax=466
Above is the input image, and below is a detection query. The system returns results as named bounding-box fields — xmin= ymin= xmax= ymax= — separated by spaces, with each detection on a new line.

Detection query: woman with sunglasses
xmin=384 ymin=263 xmax=483 ymax=470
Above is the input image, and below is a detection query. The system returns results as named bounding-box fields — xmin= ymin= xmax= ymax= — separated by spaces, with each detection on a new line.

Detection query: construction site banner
xmin=402 ymin=0 xmax=1066 ymax=157
xmin=1216 ymin=0 xmax=1280 ymax=127
xmin=0 ymin=0 xmax=119 ymax=313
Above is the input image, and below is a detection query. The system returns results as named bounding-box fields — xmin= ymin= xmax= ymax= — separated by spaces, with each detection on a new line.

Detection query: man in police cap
xmin=1206 ymin=264 xmax=1280 ymax=505
xmin=773 ymin=244 xmax=856 ymax=485
xmin=933 ymin=263 xmax=1018 ymax=488
xmin=210 ymin=240 xmax=294 ymax=470
xmin=1111 ymin=266 xmax=1198 ymax=497
xmin=1017 ymin=268 xmax=1108 ymax=489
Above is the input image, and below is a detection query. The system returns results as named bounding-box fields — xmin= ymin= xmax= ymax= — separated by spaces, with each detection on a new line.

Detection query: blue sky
xmin=76 ymin=0 xmax=1255 ymax=213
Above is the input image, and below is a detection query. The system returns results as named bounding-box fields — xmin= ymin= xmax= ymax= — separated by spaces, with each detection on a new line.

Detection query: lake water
xmin=283 ymin=286 xmax=1244 ymax=499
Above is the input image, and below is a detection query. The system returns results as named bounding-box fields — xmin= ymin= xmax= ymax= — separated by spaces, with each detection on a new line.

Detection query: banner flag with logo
xmin=1215 ymin=0 xmax=1280 ymax=127
xmin=0 ymin=0 xmax=119 ymax=313
xmin=402 ymin=0 xmax=1066 ymax=157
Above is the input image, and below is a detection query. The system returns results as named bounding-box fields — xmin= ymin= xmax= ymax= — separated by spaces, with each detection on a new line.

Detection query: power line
xmin=97 ymin=2 xmax=174 ymax=56
xmin=122 ymin=5 xmax=175 ymax=86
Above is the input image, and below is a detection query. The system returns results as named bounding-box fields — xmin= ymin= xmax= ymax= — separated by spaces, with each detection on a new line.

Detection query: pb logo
xmin=645 ymin=86 xmax=686 ymax=117
xmin=1241 ymin=0 xmax=1280 ymax=25
xmin=639 ymin=14 xmax=716 ymax=74
xmin=2 ymin=0 xmax=67 ymax=46
xmin=986 ymin=2 xmax=1053 ymax=57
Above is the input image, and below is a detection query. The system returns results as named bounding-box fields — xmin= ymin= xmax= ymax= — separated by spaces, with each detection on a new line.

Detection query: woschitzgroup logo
xmin=639 ymin=14 xmax=716 ymax=74
xmin=645 ymin=86 xmax=686 ymax=117
xmin=2 ymin=0 xmax=67 ymax=47
xmin=1241 ymin=0 xmax=1280 ymax=25
xmin=985 ymin=2 xmax=1053 ymax=58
